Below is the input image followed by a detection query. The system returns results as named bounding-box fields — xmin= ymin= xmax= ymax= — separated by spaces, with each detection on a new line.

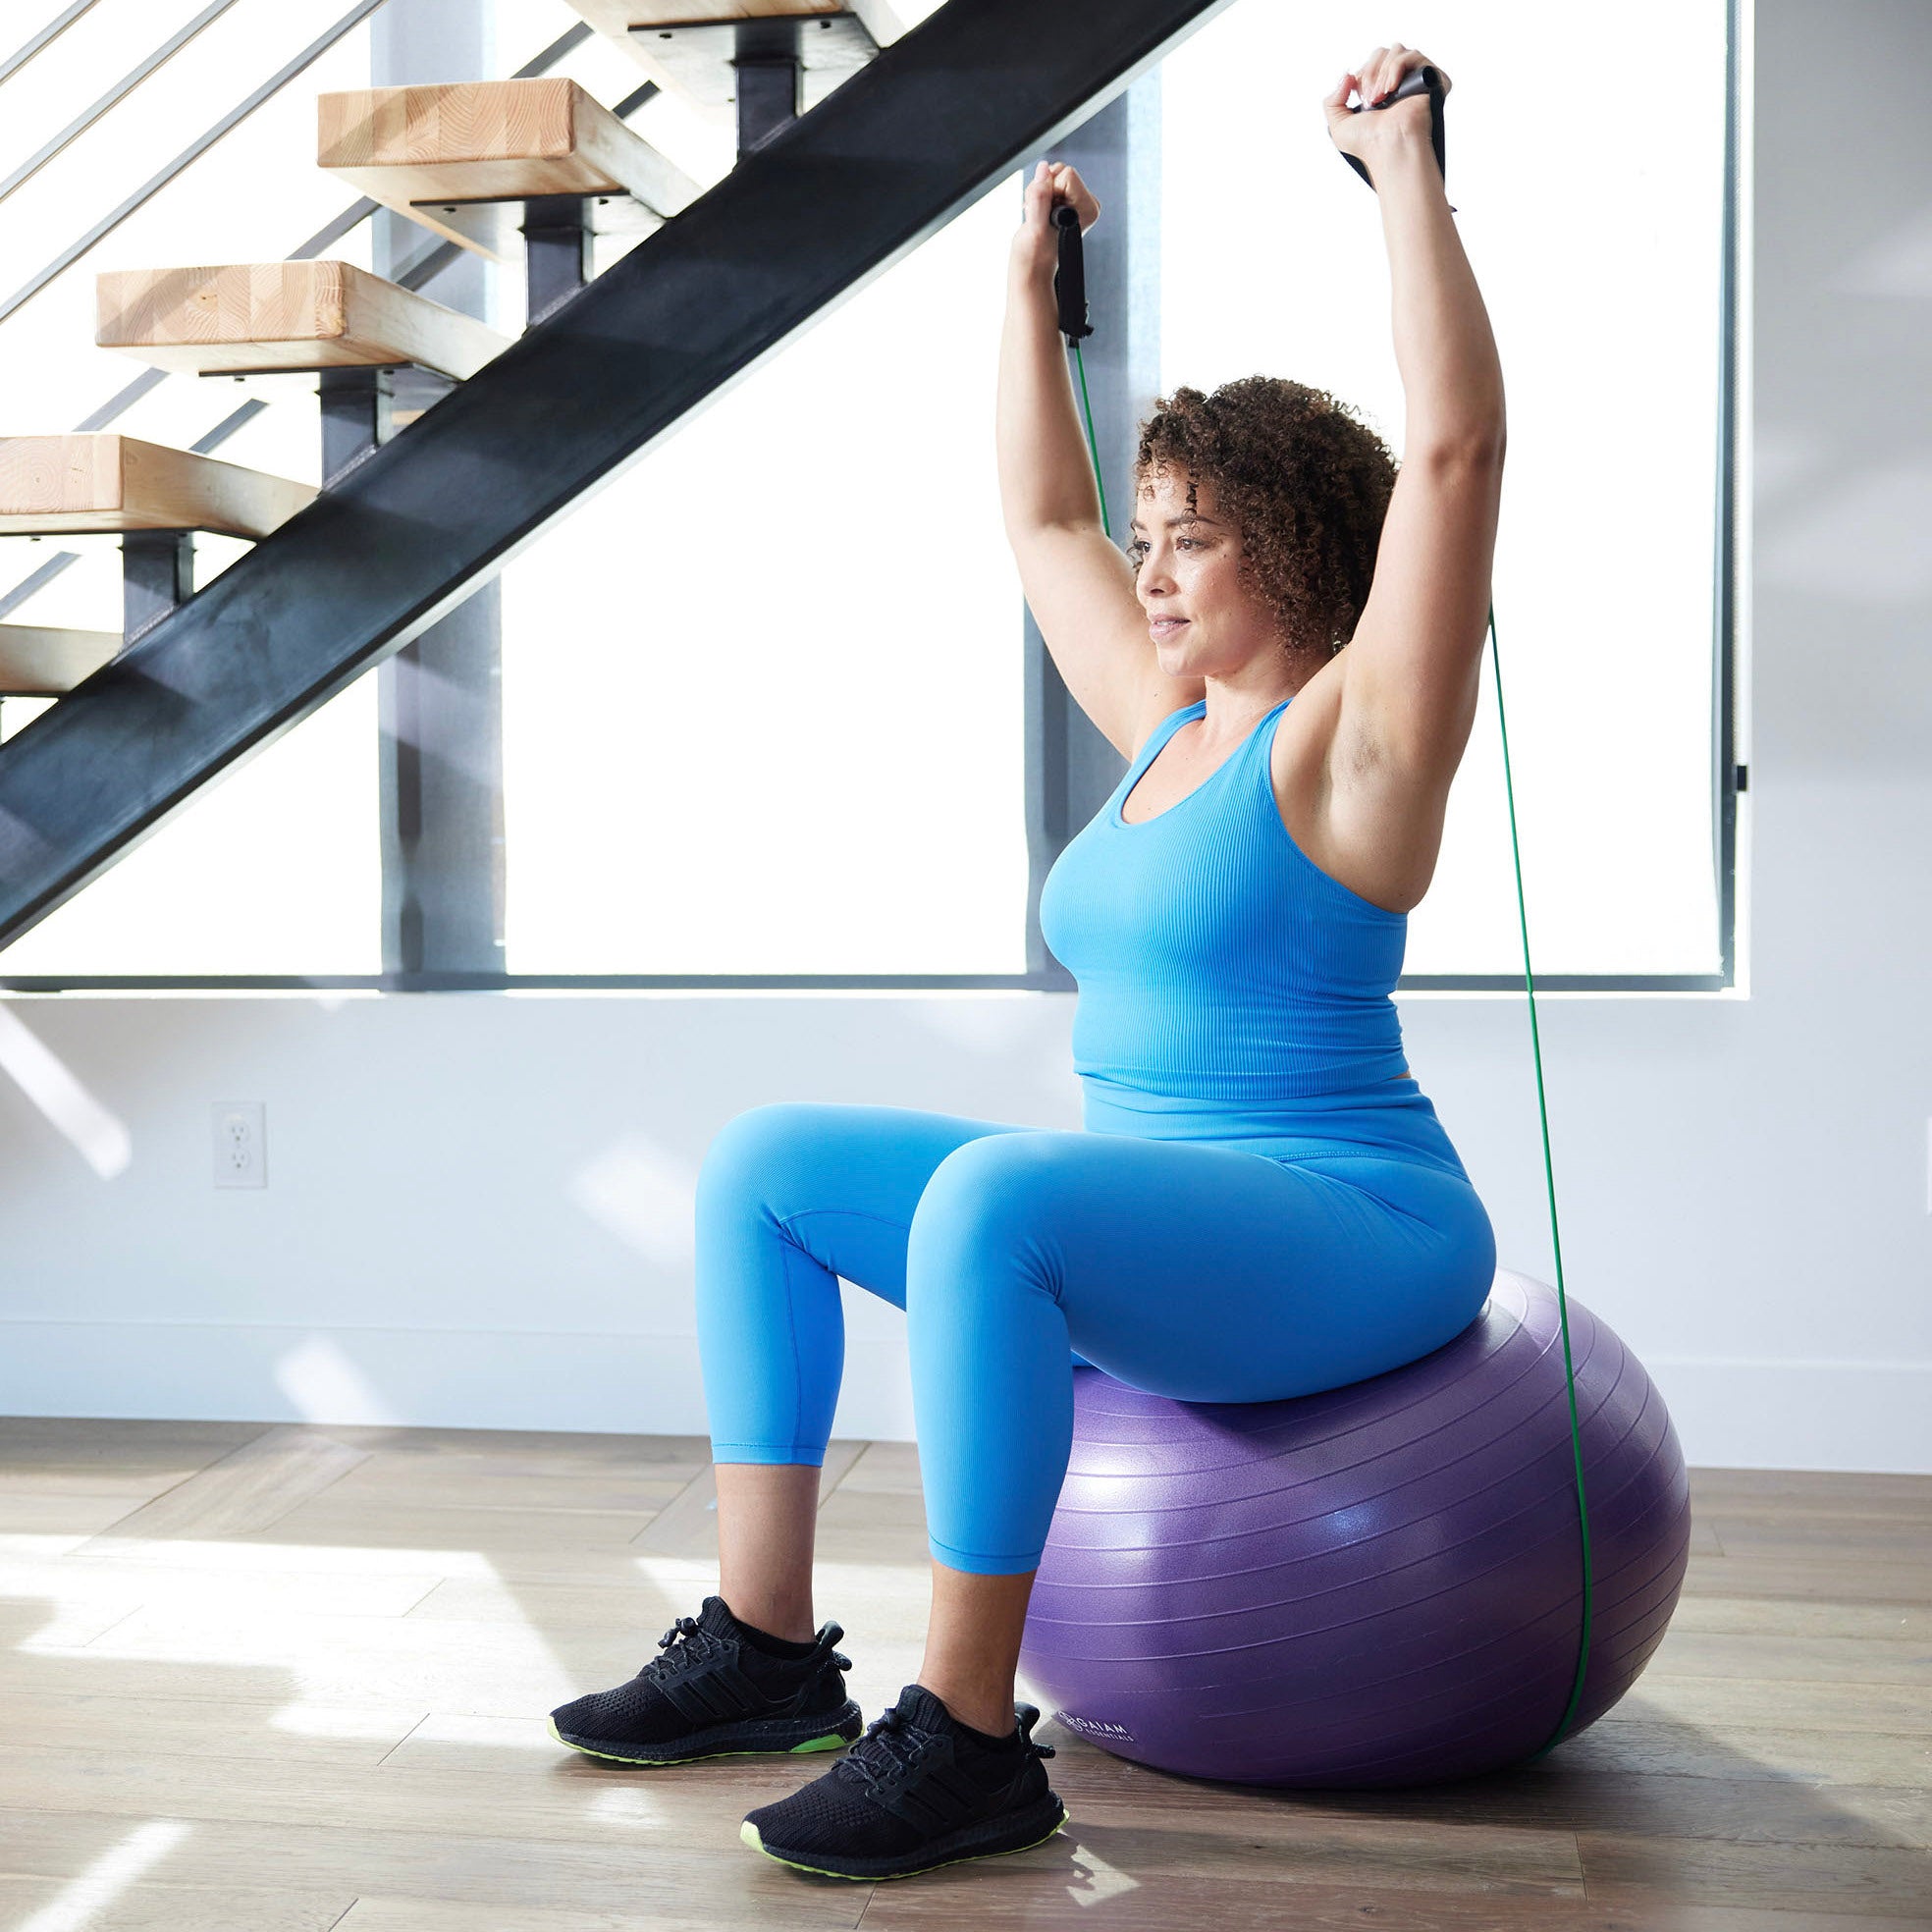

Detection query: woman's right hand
xmin=1011 ymin=159 xmax=1100 ymax=281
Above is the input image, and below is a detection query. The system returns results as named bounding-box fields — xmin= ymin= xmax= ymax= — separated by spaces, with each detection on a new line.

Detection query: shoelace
xmin=835 ymin=1704 xmax=1055 ymax=1799
xmin=834 ymin=1705 xmax=938 ymax=1795
xmin=640 ymin=1614 xmax=723 ymax=1680
xmin=842 ymin=1715 xmax=931 ymax=1785
xmin=640 ymin=1615 xmax=849 ymax=1685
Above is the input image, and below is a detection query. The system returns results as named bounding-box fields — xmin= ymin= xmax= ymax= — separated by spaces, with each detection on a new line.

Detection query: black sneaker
xmin=739 ymin=1682 xmax=1069 ymax=1880
xmin=549 ymin=1595 xmax=862 ymax=1766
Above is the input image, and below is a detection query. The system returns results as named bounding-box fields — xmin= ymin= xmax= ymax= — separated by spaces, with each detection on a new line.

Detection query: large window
xmin=1158 ymin=1 xmax=1735 ymax=979
xmin=0 ymin=0 xmax=1739 ymax=988
xmin=498 ymin=171 xmax=1027 ymax=976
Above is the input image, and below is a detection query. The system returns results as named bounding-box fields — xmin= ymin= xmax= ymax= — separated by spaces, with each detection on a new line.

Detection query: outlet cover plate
xmin=213 ymin=1101 xmax=266 ymax=1189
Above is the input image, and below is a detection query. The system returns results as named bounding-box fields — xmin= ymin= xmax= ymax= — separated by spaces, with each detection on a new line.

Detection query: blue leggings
xmin=694 ymin=1102 xmax=1497 ymax=1576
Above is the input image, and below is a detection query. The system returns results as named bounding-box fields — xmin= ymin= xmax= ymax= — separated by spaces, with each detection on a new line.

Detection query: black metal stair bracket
xmin=634 ymin=13 xmax=873 ymax=153
xmin=519 ymin=193 xmax=597 ymax=327
xmin=0 ymin=0 xmax=1239 ymax=955
xmin=318 ymin=365 xmax=396 ymax=489
xmin=732 ymin=18 xmax=806 ymax=156
xmin=120 ymin=530 xmax=193 ymax=645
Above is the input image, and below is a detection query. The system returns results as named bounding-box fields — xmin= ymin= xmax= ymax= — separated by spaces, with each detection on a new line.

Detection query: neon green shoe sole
xmin=547 ymin=1704 xmax=861 ymax=1767
xmin=738 ymin=1800 xmax=1070 ymax=1881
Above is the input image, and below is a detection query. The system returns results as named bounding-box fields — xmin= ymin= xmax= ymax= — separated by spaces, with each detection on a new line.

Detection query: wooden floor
xmin=0 ymin=1420 xmax=1927 ymax=1930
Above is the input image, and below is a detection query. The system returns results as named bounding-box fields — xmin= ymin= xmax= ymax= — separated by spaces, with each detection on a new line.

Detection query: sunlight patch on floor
xmin=1065 ymin=1843 xmax=1140 ymax=1906
xmin=14 ymin=1819 xmax=190 ymax=1932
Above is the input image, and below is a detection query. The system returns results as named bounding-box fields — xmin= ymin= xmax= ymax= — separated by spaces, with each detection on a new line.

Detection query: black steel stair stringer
xmin=0 ymin=0 xmax=1237 ymax=951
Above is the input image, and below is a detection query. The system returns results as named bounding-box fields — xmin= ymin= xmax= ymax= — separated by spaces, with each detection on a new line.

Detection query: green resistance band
xmin=1049 ymin=66 xmax=1595 ymax=1758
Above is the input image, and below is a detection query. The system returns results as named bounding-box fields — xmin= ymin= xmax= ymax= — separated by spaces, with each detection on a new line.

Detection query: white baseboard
xmin=1642 ymin=1356 xmax=1932 ymax=1474
xmin=3 ymin=1325 xmax=1927 ymax=1474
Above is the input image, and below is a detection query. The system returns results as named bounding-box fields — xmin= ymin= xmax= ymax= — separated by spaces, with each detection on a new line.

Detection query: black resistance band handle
xmin=1052 ymin=201 xmax=1092 ymax=347
xmin=1343 ymin=63 xmax=1452 ymax=210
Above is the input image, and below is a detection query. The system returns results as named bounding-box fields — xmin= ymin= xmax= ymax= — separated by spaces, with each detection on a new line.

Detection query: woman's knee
xmin=695 ymin=1101 xmax=844 ymax=1218
xmin=907 ymin=1133 xmax=1081 ymax=1277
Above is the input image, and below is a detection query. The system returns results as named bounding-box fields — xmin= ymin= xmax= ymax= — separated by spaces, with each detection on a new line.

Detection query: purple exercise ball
xmin=1019 ymin=1269 xmax=1690 ymax=1788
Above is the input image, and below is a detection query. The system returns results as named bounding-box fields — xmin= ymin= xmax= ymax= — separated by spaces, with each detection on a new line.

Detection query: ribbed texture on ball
xmin=1020 ymin=1271 xmax=1690 ymax=1788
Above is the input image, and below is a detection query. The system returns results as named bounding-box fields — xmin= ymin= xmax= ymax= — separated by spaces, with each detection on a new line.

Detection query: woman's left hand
xmin=1322 ymin=43 xmax=1451 ymax=171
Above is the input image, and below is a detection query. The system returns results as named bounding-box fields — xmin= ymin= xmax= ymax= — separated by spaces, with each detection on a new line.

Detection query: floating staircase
xmin=0 ymin=0 xmax=1235 ymax=954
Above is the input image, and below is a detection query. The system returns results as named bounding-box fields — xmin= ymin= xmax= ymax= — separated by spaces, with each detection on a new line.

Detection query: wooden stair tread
xmin=95 ymin=260 xmax=510 ymax=381
xmin=564 ymin=0 xmax=904 ymax=111
xmin=0 ymin=436 xmax=315 ymax=539
xmin=604 ymin=0 xmax=861 ymax=15
xmin=0 ymin=624 xmax=122 ymax=696
xmin=316 ymin=77 xmax=700 ymax=259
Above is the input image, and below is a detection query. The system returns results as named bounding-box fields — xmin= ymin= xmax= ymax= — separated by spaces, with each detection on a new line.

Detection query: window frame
xmin=0 ymin=0 xmax=1743 ymax=995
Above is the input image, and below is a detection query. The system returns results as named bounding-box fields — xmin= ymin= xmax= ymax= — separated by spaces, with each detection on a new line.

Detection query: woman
xmin=551 ymin=42 xmax=1504 ymax=1883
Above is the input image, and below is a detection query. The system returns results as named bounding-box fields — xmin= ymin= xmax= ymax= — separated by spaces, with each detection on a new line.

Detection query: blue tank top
xmin=1038 ymin=696 xmax=1469 ymax=1177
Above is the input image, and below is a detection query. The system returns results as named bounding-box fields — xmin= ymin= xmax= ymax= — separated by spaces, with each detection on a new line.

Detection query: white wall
xmin=3 ymin=0 xmax=1928 ymax=1473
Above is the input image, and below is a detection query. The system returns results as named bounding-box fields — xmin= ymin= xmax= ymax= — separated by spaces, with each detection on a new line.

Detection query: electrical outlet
xmin=213 ymin=1102 xmax=266 ymax=1189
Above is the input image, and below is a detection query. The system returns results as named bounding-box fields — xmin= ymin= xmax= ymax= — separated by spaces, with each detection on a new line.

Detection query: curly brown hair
xmin=1134 ymin=376 xmax=1397 ymax=659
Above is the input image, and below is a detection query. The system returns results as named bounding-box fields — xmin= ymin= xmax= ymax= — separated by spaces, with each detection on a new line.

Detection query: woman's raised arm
xmin=1322 ymin=46 xmax=1505 ymax=783
xmin=996 ymin=161 xmax=1160 ymax=759
xmin=995 ymin=162 xmax=1106 ymax=536
xmin=1326 ymin=50 xmax=1505 ymax=458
